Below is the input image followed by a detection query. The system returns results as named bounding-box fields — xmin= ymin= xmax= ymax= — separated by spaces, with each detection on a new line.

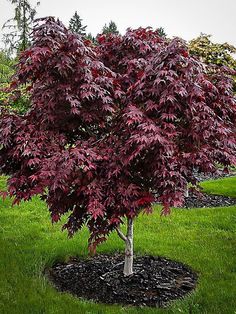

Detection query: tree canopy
xmin=0 ymin=18 xmax=235 ymax=274
xmin=189 ymin=34 xmax=236 ymax=69
xmin=189 ymin=34 xmax=236 ymax=91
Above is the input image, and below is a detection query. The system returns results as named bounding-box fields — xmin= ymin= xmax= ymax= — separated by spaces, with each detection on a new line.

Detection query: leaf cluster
xmin=189 ymin=34 xmax=236 ymax=69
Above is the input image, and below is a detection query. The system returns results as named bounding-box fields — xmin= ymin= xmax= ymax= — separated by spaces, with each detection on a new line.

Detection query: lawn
xmin=0 ymin=176 xmax=236 ymax=314
xmin=201 ymin=176 xmax=236 ymax=198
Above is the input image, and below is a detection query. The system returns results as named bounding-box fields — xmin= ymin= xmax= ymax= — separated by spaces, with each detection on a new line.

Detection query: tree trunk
xmin=123 ymin=217 xmax=134 ymax=276
xmin=22 ymin=0 xmax=27 ymax=51
xmin=115 ymin=217 xmax=134 ymax=276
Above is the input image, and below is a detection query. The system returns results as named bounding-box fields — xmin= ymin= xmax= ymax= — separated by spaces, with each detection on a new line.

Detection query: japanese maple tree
xmin=0 ymin=18 xmax=235 ymax=276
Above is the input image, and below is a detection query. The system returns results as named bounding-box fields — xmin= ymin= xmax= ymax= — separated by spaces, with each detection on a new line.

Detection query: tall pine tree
xmin=2 ymin=0 xmax=40 ymax=55
xmin=69 ymin=11 xmax=87 ymax=36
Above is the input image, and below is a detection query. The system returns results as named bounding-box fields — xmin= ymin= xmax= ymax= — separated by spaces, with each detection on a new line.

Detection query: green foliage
xmin=69 ymin=11 xmax=87 ymax=36
xmin=0 ymin=50 xmax=14 ymax=83
xmin=2 ymin=0 xmax=40 ymax=54
xmin=189 ymin=34 xmax=236 ymax=90
xmin=157 ymin=27 xmax=167 ymax=38
xmin=0 ymin=83 xmax=30 ymax=114
xmin=0 ymin=51 xmax=30 ymax=114
xmin=0 ymin=175 xmax=236 ymax=313
xmin=189 ymin=34 xmax=236 ymax=68
xmin=102 ymin=21 xmax=119 ymax=35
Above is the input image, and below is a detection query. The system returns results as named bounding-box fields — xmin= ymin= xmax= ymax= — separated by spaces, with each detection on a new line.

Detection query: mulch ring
xmin=46 ymin=254 xmax=197 ymax=308
xmin=183 ymin=192 xmax=236 ymax=208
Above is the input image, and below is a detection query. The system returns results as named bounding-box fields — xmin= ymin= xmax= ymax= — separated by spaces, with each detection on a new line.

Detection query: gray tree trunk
xmin=115 ymin=217 xmax=134 ymax=276
xmin=123 ymin=217 xmax=134 ymax=276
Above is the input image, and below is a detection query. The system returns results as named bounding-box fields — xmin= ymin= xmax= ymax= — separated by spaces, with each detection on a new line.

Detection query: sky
xmin=0 ymin=0 xmax=236 ymax=47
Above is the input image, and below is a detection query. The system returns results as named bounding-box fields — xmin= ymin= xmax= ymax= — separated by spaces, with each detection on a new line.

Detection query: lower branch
xmin=115 ymin=226 xmax=127 ymax=242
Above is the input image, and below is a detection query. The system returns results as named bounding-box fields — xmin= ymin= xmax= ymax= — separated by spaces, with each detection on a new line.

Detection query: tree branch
xmin=115 ymin=226 xmax=127 ymax=242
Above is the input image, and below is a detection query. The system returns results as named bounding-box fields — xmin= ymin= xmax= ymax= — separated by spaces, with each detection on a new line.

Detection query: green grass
xmin=0 ymin=176 xmax=236 ymax=314
xmin=201 ymin=176 xmax=236 ymax=198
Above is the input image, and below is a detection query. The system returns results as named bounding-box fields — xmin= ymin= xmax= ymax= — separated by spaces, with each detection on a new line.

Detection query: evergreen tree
xmin=2 ymin=0 xmax=40 ymax=55
xmin=69 ymin=11 xmax=87 ymax=36
xmin=157 ymin=27 xmax=167 ymax=38
xmin=102 ymin=21 xmax=119 ymax=35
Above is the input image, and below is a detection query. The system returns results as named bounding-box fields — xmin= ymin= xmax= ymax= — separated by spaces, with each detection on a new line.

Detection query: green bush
xmin=189 ymin=35 xmax=236 ymax=91
xmin=0 ymin=83 xmax=30 ymax=114
xmin=0 ymin=50 xmax=14 ymax=84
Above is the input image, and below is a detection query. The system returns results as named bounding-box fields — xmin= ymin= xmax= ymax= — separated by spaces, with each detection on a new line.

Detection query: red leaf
xmin=0 ymin=191 xmax=8 ymax=201
xmin=161 ymin=204 xmax=171 ymax=216
xmin=52 ymin=213 xmax=60 ymax=223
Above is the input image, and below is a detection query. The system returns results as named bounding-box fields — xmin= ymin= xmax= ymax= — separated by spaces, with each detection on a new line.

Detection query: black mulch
xmin=153 ymin=174 xmax=236 ymax=208
xmin=183 ymin=192 xmax=236 ymax=208
xmin=193 ymin=171 xmax=236 ymax=182
xmin=46 ymin=254 xmax=197 ymax=308
xmin=183 ymin=173 xmax=236 ymax=208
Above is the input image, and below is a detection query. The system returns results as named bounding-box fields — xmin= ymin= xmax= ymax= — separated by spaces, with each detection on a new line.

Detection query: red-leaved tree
xmin=0 ymin=18 xmax=236 ymax=276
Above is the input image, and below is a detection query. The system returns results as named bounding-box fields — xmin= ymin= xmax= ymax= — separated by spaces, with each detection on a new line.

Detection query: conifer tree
xmin=2 ymin=0 xmax=40 ymax=54
xmin=157 ymin=27 xmax=167 ymax=38
xmin=102 ymin=21 xmax=119 ymax=35
xmin=69 ymin=11 xmax=87 ymax=36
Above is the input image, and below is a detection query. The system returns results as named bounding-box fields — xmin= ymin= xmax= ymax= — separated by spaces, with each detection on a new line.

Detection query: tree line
xmin=2 ymin=1 xmax=130 ymax=55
